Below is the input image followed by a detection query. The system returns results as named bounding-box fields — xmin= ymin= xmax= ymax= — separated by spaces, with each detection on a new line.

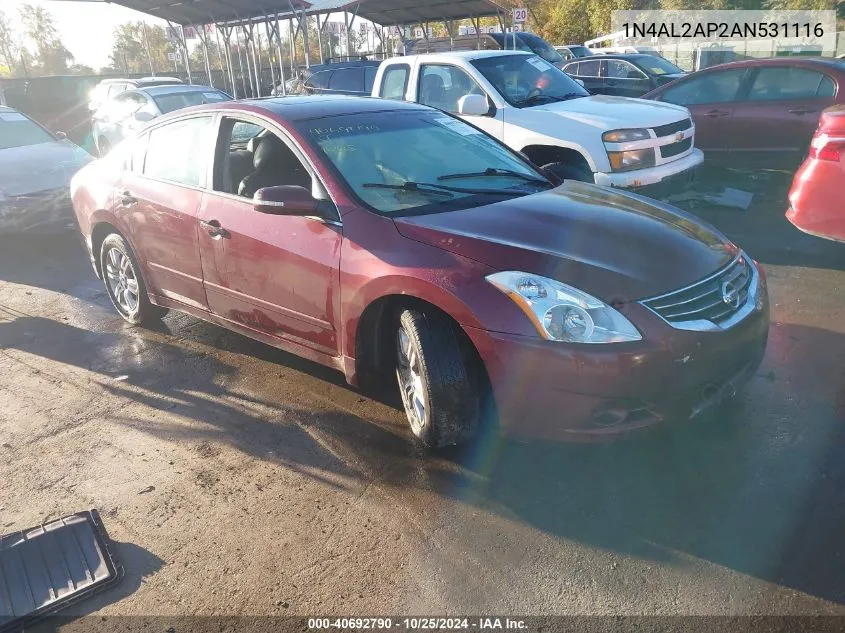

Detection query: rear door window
xmin=660 ymin=68 xmax=748 ymax=105
xmin=329 ymin=67 xmax=365 ymax=93
xmin=746 ymin=67 xmax=832 ymax=101
xmin=380 ymin=64 xmax=410 ymax=100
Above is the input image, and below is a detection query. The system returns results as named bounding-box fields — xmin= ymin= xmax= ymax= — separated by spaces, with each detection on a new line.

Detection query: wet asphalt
xmin=0 ymin=167 xmax=843 ymax=617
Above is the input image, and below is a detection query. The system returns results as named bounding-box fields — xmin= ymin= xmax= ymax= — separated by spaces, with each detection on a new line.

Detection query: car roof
xmin=137 ymin=84 xmax=221 ymax=96
xmin=396 ymin=50 xmax=534 ymax=63
xmin=699 ymin=56 xmax=845 ymax=73
xmin=170 ymin=95 xmax=431 ymax=123
xmin=580 ymin=53 xmax=655 ymax=61
xmin=136 ymin=76 xmax=182 ymax=84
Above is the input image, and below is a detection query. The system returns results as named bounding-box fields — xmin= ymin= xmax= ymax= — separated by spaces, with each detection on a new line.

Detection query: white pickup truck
xmin=371 ymin=50 xmax=703 ymax=189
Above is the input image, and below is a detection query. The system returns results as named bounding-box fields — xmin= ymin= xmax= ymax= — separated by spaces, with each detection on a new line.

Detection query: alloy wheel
xmin=396 ymin=325 xmax=427 ymax=435
xmin=104 ymin=247 xmax=139 ymax=316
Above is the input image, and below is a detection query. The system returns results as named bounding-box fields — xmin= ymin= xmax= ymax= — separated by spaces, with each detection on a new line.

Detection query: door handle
xmin=200 ymin=219 xmax=229 ymax=238
xmin=705 ymin=109 xmax=730 ymax=118
xmin=119 ymin=191 xmax=137 ymax=207
xmin=788 ymin=107 xmax=815 ymax=115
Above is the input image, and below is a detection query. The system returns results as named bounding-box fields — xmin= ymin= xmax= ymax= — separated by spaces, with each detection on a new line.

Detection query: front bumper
xmin=0 ymin=189 xmax=75 ymax=234
xmin=465 ymin=274 xmax=769 ymax=441
xmin=594 ymin=148 xmax=704 ymax=189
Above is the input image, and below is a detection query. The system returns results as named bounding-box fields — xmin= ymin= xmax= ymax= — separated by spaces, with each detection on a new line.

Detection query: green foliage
xmin=20 ymin=3 xmax=74 ymax=75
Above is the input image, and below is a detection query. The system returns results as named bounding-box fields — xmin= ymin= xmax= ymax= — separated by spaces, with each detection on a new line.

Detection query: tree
xmin=0 ymin=9 xmax=21 ymax=77
xmin=109 ymin=22 xmax=175 ymax=75
xmin=19 ymin=4 xmax=74 ymax=75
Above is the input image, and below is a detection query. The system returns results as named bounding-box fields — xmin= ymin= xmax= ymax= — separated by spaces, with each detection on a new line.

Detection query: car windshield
xmin=152 ymin=89 xmax=229 ymax=114
xmin=639 ymin=56 xmax=684 ymax=76
xmin=0 ymin=111 xmax=56 ymax=149
xmin=472 ymin=54 xmax=590 ymax=108
xmin=569 ymin=45 xmax=593 ymax=57
xmin=518 ymin=33 xmax=564 ymax=64
xmin=298 ymin=110 xmax=551 ymax=216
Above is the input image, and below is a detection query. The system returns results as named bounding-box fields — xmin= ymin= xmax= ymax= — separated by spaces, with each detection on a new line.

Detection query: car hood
xmin=393 ymin=181 xmax=735 ymax=302
xmin=0 ymin=141 xmax=93 ymax=197
xmin=524 ymin=94 xmax=690 ymax=131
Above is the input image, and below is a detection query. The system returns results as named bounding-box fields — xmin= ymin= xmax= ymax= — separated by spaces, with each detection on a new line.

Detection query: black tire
xmin=542 ymin=161 xmax=594 ymax=183
xmin=395 ymin=308 xmax=480 ymax=448
xmin=100 ymin=233 xmax=167 ymax=326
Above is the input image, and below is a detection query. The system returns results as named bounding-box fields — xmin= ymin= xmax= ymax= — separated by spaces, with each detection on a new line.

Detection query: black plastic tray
xmin=0 ymin=510 xmax=122 ymax=633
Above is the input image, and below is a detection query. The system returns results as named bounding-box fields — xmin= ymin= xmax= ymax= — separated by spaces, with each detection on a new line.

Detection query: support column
xmin=275 ymin=14 xmax=287 ymax=95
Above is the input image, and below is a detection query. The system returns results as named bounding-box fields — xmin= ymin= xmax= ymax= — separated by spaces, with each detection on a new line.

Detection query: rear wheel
xmin=542 ymin=161 xmax=594 ymax=183
xmin=395 ymin=308 xmax=480 ymax=448
xmin=100 ymin=233 xmax=166 ymax=326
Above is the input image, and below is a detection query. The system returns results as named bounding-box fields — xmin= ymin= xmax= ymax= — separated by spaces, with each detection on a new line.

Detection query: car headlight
xmin=486 ymin=271 xmax=641 ymax=343
xmin=607 ymin=148 xmax=656 ymax=172
xmin=602 ymin=128 xmax=650 ymax=143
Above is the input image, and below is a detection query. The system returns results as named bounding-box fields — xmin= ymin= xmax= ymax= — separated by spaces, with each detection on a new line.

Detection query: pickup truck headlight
xmin=607 ymin=148 xmax=656 ymax=172
xmin=486 ymin=271 xmax=641 ymax=344
xmin=602 ymin=128 xmax=650 ymax=143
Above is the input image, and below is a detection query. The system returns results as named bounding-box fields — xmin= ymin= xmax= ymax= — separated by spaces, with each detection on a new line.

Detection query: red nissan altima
xmin=70 ymin=96 xmax=769 ymax=447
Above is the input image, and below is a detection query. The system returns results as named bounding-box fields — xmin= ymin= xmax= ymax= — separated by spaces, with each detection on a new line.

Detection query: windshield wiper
xmin=437 ymin=167 xmax=549 ymax=186
xmin=519 ymin=92 xmax=585 ymax=106
xmin=361 ymin=181 xmax=523 ymax=197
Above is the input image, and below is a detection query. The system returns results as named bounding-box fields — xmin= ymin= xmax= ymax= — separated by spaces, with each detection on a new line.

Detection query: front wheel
xmin=395 ymin=308 xmax=480 ymax=448
xmin=542 ymin=161 xmax=594 ymax=183
xmin=100 ymin=233 xmax=167 ymax=326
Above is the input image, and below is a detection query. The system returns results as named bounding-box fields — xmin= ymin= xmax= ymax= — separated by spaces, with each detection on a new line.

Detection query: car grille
xmin=642 ymin=255 xmax=753 ymax=325
xmin=652 ymin=118 xmax=692 ymax=138
xmin=660 ymin=137 xmax=692 ymax=158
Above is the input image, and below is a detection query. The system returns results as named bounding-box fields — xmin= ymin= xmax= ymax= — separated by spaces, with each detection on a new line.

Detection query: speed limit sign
xmin=512 ymin=7 xmax=528 ymax=23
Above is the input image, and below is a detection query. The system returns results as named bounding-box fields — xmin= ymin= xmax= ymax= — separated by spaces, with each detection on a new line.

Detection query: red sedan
xmin=70 ymin=97 xmax=769 ymax=447
xmin=787 ymin=105 xmax=845 ymax=242
xmin=643 ymin=58 xmax=845 ymax=168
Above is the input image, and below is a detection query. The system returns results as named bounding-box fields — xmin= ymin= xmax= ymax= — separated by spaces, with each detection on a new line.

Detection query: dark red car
xmin=787 ymin=105 xmax=845 ymax=242
xmin=70 ymin=97 xmax=769 ymax=447
xmin=643 ymin=58 xmax=845 ymax=168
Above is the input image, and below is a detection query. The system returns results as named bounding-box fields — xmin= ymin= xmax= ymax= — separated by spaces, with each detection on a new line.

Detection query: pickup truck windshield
xmin=298 ymin=111 xmax=550 ymax=216
xmin=472 ymin=55 xmax=589 ymax=108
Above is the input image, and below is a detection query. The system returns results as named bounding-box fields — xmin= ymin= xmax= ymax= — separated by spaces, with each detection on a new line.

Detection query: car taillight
xmin=808 ymin=133 xmax=845 ymax=162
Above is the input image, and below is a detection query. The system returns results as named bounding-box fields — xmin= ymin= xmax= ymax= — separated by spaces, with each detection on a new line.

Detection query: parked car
xmin=92 ymin=84 xmax=230 ymax=155
xmin=642 ymin=58 xmax=845 ymax=168
xmin=372 ymin=50 xmax=703 ymax=190
xmin=555 ymin=45 xmax=595 ymax=61
xmin=88 ymin=77 xmax=183 ymax=113
xmin=273 ymin=60 xmax=382 ymax=97
xmin=408 ymin=32 xmax=566 ymax=68
xmin=0 ymin=106 xmax=92 ymax=233
xmin=70 ymin=96 xmax=769 ymax=447
xmin=786 ymin=105 xmax=845 ymax=243
xmin=563 ymin=54 xmax=687 ymax=97
xmin=588 ymin=45 xmax=662 ymax=56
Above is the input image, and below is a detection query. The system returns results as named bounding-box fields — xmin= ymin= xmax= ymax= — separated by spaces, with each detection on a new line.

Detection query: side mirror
xmin=254 ymin=185 xmax=319 ymax=216
xmin=134 ymin=110 xmax=154 ymax=123
xmin=574 ymin=78 xmax=585 ymax=87
xmin=54 ymin=131 xmax=67 ymax=140
xmin=457 ymin=94 xmax=490 ymax=117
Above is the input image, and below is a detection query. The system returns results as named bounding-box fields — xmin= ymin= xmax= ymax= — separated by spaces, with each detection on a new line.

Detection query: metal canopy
xmin=103 ymin=0 xmax=504 ymax=26
xmin=300 ymin=0 xmax=507 ymax=26
xmin=104 ymin=0 xmax=311 ymax=25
